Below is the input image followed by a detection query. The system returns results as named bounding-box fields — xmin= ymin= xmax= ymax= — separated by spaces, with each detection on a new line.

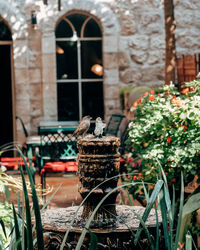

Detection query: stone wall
xmin=0 ymin=0 xmax=199 ymax=143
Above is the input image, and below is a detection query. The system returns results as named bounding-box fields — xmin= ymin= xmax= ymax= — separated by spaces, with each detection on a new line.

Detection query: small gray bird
xmin=72 ymin=115 xmax=92 ymax=137
xmin=94 ymin=117 xmax=106 ymax=137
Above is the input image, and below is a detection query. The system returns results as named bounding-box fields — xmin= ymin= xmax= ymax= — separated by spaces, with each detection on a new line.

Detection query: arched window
xmin=55 ymin=13 xmax=104 ymax=121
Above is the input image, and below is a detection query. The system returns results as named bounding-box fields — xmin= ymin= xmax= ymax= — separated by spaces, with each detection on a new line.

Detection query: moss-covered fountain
xmin=41 ymin=135 xmax=161 ymax=249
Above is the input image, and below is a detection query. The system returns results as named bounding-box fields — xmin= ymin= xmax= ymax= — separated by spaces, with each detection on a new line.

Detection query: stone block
xmin=104 ymin=36 xmax=118 ymax=53
xmin=15 ymin=99 xmax=30 ymax=117
xmin=42 ymin=67 xmax=56 ymax=83
xmin=30 ymin=100 xmax=42 ymax=117
xmin=13 ymin=42 xmax=28 ymax=69
xmin=118 ymin=52 xmax=130 ymax=69
xmin=104 ymin=85 xmax=120 ymax=99
xmin=42 ymin=35 xmax=56 ymax=54
xmin=104 ymin=69 xmax=119 ymax=84
xmin=121 ymin=18 xmax=137 ymax=36
xmin=120 ymin=68 xmax=143 ymax=84
xmin=150 ymin=35 xmax=165 ymax=49
xmin=129 ymin=35 xmax=149 ymax=50
xmin=42 ymin=53 xmax=56 ymax=68
xmin=141 ymin=66 xmax=164 ymax=83
xmin=130 ymin=50 xmax=148 ymax=64
xmin=43 ymin=82 xmax=57 ymax=119
xmin=147 ymin=50 xmax=164 ymax=65
xmin=29 ymin=36 xmax=41 ymax=52
xmin=15 ymin=83 xmax=29 ymax=100
xmin=29 ymin=52 xmax=41 ymax=68
xmin=13 ymin=40 xmax=28 ymax=69
xmin=119 ymin=36 xmax=129 ymax=52
xmin=15 ymin=68 xmax=28 ymax=84
xmin=29 ymin=69 xmax=41 ymax=83
xmin=104 ymin=53 xmax=118 ymax=70
xmin=29 ymin=83 xmax=42 ymax=101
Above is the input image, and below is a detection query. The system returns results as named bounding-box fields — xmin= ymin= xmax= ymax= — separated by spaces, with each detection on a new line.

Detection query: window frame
xmin=56 ymin=13 xmax=103 ymax=121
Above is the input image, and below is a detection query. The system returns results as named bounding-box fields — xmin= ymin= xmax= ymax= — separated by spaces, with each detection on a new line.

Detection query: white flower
xmin=0 ymin=165 xmax=7 ymax=172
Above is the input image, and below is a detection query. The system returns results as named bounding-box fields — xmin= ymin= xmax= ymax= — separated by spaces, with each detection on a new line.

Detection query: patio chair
xmin=104 ymin=113 xmax=126 ymax=137
xmin=38 ymin=126 xmax=78 ymax=199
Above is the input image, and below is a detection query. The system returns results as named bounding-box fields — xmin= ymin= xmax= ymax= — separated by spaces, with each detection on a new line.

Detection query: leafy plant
xmin=126 ymin=80 xmax=200 ymax=197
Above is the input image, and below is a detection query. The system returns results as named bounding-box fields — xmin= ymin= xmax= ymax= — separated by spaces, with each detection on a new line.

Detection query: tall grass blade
xmin=183 ymin=192 xmax=200 ymax=215
xmin=174 ymin=172 xmax=184 ymax=250
xmin=178 ymin=191 xmax=200 ymax=243
xmin=17 ymin=191 xmax=21 ymax=217
xmin=171 ymin=185 xmax=175 ymax=227
xmin=159 ymin=189 xmax=171 ymax=250
xmin=130 ymin=209 xmax=155 ymax=249
xmin=157 ymin=158 xmax=173 ymax=247
xmin=88 ymin=231 xmax=98 ymax=250
xmin=142 ymin=181 xmax=149 ymax=202
xmin=4 ymin=185 xmax=10 ymax=201
xmin=12 ymin=204 xmax=22 ymax=250
xmin=19 ymin=165 xmax=34 ymax=250
xmin=164 ymin=184 xmax=173 ymax=247
xmin=134 ymin=180 xmax=163 ymax=245
xmin=0 ymin=219 xmax=7 ymax=239
xmin=18 ymin=149 xmax=44 ymax=250
xmin=154 ymin=203 xmax=159 ymax=250
xmin=21 ymin=196 xmax=26 ymax=250
xmin=185 ymin=233 xmax=192 ymax=250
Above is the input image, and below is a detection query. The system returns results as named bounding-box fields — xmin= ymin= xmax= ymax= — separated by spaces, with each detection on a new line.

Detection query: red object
xmin=0 ymin=157 xmax=34 ymax=170
xmin=40 ymin=161 xmax=78 ymax=175
xmin=65 ymin=161 xmax=78 ymax=172
xmin=149 ymin=95 xmax=155 ymax=102
xmin=120 ymin=157 xmax=125 ymax=162
xmin=167 ymin=137 xmax=172 ymax=143
xmin=182 ymin=125 xmax=188 ymax=131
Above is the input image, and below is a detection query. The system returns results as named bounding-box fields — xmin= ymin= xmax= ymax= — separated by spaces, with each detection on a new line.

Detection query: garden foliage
xmin=126 ymin=79 xmax=200 ymax=195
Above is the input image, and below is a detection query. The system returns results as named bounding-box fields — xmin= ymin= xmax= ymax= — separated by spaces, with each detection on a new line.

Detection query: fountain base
xmin=40 ymin=205 xmax=162 ymax=249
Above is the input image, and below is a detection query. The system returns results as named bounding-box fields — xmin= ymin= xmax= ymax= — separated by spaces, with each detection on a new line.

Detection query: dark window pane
xmin=56 ymin=19 xmax=73 ymax=38
xmin=0 ymin=21 xmax=12 ymax=40
xmin=57 ymin=82 xmax=79 ymax=121
xmin=84 ymin=18 xmax=102 ymax=37
xmin=67 ymin=14 xmax=87 ymax=37
xmin=0 ymin=45 xmax=13 ymax=156
xmin=81 ymin=41 xmax=103 ymax=79
xmin=56 ymin=41 xmax=78 ymax=79
xmin=82 ymin=82 xmax=104 ymax=119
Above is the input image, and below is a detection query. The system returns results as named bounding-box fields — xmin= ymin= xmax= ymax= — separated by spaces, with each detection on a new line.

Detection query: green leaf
xmin=19 ymin=165 xmax=34 ymax=250
xmin=134 ymin=180 xmax=163 ymax=245
xmin=159 ymin=189 xmax=171 ymax=250
xmin=174 ymin=172 xmax=184 ymax=250
xmin=0 ymin=219 xmax=7 ymax=239
xmin=18 ymin=149 xmax=44 ymax=250
xmin=88 ymin=231 xmax=98 ymax=250
xmin=12 ymin=204 xmax=22 ymax=250
xmin=183 ymin=193 xmax=200 ymax=215
xmin=185 ymin=233 xmax=192 ymax=250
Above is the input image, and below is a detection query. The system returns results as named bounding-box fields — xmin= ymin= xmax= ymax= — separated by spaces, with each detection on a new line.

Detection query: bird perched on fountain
xmin=72 ymin=115 xmax=92 ymax=137
xmin=94 ymin=117 xmax=106 ymax=137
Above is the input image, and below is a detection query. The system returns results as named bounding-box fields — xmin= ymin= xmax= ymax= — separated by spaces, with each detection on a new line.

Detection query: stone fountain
xmin=41 ymin=135 xmax=161 ymax=249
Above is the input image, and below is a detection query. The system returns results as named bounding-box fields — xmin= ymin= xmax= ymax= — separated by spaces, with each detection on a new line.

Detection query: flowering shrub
xmin=126 ymin=79 xmax=200 ymax=197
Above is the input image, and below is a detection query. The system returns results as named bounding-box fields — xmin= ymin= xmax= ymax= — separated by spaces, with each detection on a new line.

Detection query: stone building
xmin=0 ymin=0 xmax=199 ymax=146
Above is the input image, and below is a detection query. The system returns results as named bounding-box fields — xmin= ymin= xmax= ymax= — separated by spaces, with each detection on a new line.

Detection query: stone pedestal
xmin=77 ymin=135 xmax=120 ymax=227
